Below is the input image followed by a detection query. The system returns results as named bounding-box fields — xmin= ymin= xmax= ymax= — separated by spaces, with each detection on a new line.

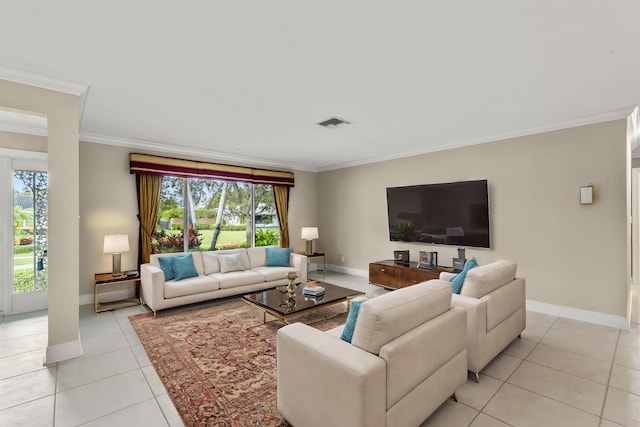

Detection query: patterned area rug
xmin=130 ymin=298 xmax=348 ymax=426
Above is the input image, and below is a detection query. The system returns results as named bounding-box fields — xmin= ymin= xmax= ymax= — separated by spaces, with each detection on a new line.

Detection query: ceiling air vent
xmin=317 ymin=116 xmax=352 ymax=129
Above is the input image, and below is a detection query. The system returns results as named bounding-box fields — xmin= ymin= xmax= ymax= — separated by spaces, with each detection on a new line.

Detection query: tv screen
xmin=386 ymin=179 xmax=490 ymax=248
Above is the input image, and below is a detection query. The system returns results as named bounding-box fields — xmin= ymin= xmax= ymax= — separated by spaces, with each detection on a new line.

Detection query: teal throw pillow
xmin=449 ymin=257 xmax=478 ymax=294
xmin=265 ymin=247 xmax=292 ymax=267
xmin=173 ymin=253 xmax=199 ymax=281
xmin=158 ymin=256 xmax=176 ymax=281
xmin=340 ymin=299 xmax=365 ymax=343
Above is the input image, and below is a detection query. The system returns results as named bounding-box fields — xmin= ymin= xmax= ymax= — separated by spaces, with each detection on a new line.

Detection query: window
xmin=13 ymin=170 xmax=48 ymax=293
xmin=153 ymin=177 xmax=279 ymax=253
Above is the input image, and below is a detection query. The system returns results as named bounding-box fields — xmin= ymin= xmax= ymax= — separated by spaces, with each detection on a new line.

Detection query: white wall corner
xmin=44 ymin=336 xmax=83 ymax=365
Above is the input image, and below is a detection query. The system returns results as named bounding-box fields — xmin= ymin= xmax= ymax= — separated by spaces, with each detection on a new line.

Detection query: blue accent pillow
xmin=158 ymin=256 xmax=176 ymax=281
xmin=173 ymin=253 xmax=199 ymax=281
xmin=265 ymin=247 xmax=292 ymax=267
xmin=340 ymin=299 xmax=365 ymax=343
xmin=449 ymin=257 xmax=478 ymax=294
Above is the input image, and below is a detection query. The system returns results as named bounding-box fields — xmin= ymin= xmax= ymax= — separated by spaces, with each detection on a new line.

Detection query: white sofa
xmin=276 ymin=280 xmax=467 ymax=427
xmin=140 ymin=247 xmax=307 ymax=315
xmin=438 ymin=259 xmax=526 ymax=381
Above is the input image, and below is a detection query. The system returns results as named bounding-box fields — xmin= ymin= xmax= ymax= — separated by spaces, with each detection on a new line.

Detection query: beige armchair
xmin=276 ymin=281 xmax=467 ymax=427
xmin=439 ymin=260 xmax=526 ymax=382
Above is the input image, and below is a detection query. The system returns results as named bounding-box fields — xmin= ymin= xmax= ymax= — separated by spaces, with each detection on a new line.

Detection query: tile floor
xmin=0 ymin=271 xmax=638 ymax=426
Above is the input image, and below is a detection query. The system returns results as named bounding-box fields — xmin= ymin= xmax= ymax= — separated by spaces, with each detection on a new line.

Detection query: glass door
xmin=3 ymin=158 xmax=48 ymax=314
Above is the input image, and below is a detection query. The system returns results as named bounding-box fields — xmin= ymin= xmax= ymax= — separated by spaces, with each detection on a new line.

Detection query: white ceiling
xmin=1 ymin=1 xmax=639 ymax=171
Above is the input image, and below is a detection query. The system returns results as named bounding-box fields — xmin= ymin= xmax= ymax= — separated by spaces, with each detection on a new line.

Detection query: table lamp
xmin=301 ymin=227 xmax=319 ymax=255
xmin=103 ymin=234 xmax=129 ymax=276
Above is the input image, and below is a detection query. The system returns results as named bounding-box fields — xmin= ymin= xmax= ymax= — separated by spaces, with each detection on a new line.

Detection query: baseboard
xmin=326 ymin=264 xmax=368 ymax=278
xmin=526 ymin=299 xmax=629 ymax=330
xmin=44 ymin=335 xmax=83 ymax=365
xmin=79 ymin=293 xmax=93 ymax=306
xmin=324 ymin=264 xmax=630 ymax=330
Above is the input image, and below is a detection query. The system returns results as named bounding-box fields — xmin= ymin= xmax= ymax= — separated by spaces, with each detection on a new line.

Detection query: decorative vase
xmin=287 ymin=279 xmax=295 ymax=292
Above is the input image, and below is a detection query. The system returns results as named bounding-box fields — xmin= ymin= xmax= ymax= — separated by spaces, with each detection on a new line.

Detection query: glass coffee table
xmin=241 ymin=281 xmax=363 ymax=330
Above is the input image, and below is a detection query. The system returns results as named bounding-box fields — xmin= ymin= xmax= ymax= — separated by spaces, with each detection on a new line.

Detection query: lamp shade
xmin=301 ymin=227 xmax=319 ymax=240
xmin=103 ymin=234 xmax=130 ymax=254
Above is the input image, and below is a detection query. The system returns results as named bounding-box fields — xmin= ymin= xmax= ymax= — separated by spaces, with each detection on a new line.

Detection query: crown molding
xmin=318 ymin=108 xmax=636 ymax=172
xmin=0 ymin=64 xmax=90 ymax=126
xmin=80 ymin=132 xmax=316 ymax=173
xmin=0 ymin=110 xmax=47 ymax=136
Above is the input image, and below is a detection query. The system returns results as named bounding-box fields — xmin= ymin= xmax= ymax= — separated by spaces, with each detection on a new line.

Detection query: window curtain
xmin=129 ymin=153 xmax=295 ymax=186
xmin=136 ymin=174 xmax=162 ymax=265
xmin=273 ymin=185 xmax=290 ymax=248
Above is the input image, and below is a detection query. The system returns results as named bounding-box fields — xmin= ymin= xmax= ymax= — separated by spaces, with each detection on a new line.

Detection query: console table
xmin=369 ymin=260 xmax=451 ymax=289
xmin=94 ymin=272 xmax=141 ymax=313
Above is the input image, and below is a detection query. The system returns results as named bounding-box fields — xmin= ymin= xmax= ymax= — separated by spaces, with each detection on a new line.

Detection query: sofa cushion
xmin=251 ymin=266 xmax=297 ymax=282
xmin=449 ymin=257 xmax=478 ymax=294
xmin=351 ymin=281 xmax=452 ymax=355
xmin=460 ymin=260 xmax=517 ymax=299
xmin=216 ymin=249 xmax=251 ymax=270
xmin=157 ymin=257 xmax=176 ymax=281
xmin=173 ymin=253 xmax=199 ymax=281
xmin=210 ymin=270 xmax=266 ymax=289
xmin=164 ymin=276 xmax=220 ymax=299
xmin=218 ymin=253 xmax=246 ymax=273
xmin=247 ymin=247 xmax=267 ymax=268
xmin=202 ymin=252 xmax=220 ymax=275
xmin=265 ymin=247 xmax=292 ymax=267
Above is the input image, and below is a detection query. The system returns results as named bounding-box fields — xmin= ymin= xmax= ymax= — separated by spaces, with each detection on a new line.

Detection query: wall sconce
xmin=301 ymin=227 xmax=319 ymax=255
xmin=103 ymin=234 xmax=129 ymax=276
xmin=580 ymin=185 xmax=594 ymax=205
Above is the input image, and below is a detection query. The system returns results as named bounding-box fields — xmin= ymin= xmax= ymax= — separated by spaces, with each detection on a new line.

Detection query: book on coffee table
xmin=302 ymin=285 xmax=325 ymax=296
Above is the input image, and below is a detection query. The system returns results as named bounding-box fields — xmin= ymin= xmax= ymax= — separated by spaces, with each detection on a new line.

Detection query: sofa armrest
xmin=451 ymin=292 xmax=487 ymax=374
xmin=290 ymin=252 xmax=308 ymax=283
xmin=440 ymin=271 xmax=456 ymax=281
xmin=140 ymin=263 xmax=165 ymax=315
xmin=277 ymin=323 xmax=386 ymax=427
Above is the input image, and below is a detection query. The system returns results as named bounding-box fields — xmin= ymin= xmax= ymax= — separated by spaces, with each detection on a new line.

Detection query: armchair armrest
xmin=277 ymin=323 xmax=386 ymax=427
xmin=440 ymin=271 xmax=456 ymax=281
xmin=140 ymin=263 xmax=165 ymax=315
xmin=451 ymin=292 xmax=487 ymax=374
xmin=290 ymin=252 xmax=308 ymax=283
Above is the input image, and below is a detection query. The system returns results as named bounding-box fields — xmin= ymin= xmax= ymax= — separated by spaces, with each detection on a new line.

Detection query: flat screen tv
xmin=386 ymin=179 xmax=490 ymax=248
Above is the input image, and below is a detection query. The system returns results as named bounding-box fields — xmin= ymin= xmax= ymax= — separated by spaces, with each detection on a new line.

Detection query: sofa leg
xmin=474 ymin=372 xmax=480 ymax=383
xmin=451 ymin=393 xmax=458 ymax=402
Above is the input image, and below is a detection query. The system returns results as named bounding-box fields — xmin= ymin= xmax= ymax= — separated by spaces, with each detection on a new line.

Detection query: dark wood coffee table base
xmin=241 ymin=282 xmax=363 ymax=331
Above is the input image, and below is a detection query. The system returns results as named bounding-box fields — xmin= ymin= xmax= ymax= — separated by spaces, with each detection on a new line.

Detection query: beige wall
xmin=79 ymin=143 xmax=139 ymax=296
xmin=78 ymin=143 xmax=319 ymax=297
xmin=0 ymin=130 xmax=46 ymax=152
xmin=318 ymin=120 xmax=628 ymax=317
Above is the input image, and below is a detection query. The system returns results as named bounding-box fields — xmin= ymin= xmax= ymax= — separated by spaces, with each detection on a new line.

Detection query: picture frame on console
xmin=417 ymin=251 xmax=437 ymax=269
xmin=394 ymin=250 xmax=410 ymax=265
